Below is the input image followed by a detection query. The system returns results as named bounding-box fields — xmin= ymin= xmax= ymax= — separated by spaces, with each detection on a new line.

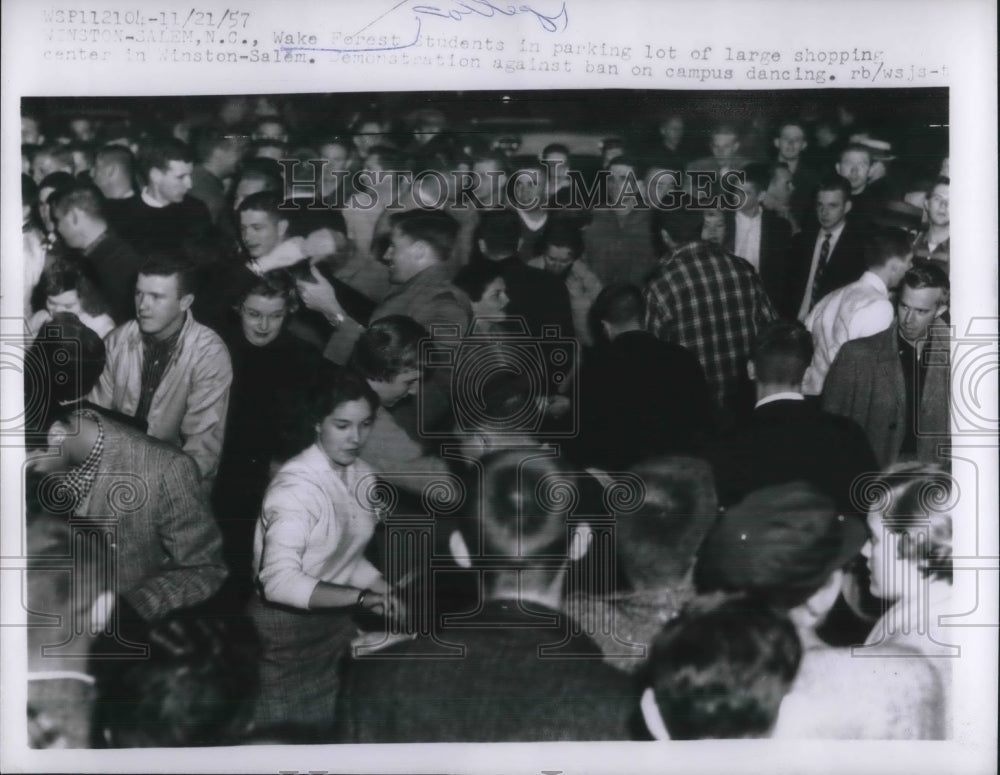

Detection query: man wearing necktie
xmin=782 ymin=176 xmax=867 ymax=321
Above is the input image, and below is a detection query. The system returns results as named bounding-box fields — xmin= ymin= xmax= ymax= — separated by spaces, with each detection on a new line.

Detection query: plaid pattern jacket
xmin=644 ymin=240 xmax=777 ymax=416
xmin=76 ymin=416 xmax=227 ymax=620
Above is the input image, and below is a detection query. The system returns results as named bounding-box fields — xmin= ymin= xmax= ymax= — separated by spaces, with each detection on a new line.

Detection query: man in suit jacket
xmin=335 ymin=451 xmax=638 ymax=743
xmin=784 ymin=176 xmax=868 ymax=321
xmin=26 ymin=314 xmax=228 ymax=622
xmin=723 ymin=162 xmax=794 ymax=310
xmin=713 ymin=320 xmax=879 ymax=516
xmin=822 ymin=264 xmax=951 ymax=469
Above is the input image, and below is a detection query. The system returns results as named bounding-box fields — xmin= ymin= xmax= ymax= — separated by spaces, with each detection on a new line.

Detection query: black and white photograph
xmin=2 ymin=2 xmax=996 ymax=774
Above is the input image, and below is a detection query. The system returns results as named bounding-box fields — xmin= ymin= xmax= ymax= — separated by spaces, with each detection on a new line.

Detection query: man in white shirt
xmin=803 ymin=229 xmax=913 ymax=395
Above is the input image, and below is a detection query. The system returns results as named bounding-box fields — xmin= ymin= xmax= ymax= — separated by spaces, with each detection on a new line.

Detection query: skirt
xmin=248 ymin=594 xmax=360 ymax=734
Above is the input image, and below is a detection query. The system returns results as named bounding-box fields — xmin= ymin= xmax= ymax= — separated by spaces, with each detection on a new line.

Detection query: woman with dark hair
xmin=212 ymin=270 xmax=322 ymax=604
xmin=453 ymin=259 xmax=509 ymax=332
xmin=248 ymin=368 xmax=392 ymax=734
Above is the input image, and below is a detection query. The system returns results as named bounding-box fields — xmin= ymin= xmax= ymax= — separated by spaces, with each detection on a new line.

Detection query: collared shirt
xmin=733 ymin=209 xmax=763 ymax=270
xmin=135 ymin=322 xmax=184 ymax=424
xmin=755 ymin=391 xmax=805 ymax=409
xmin=59 ymin=409 xmax=105 ymax=515
xmin=645 ymin=240 xmax=777 ymax=416
xmin=803 ymin=270 xmax=894 ymax=395
xmin=798 ymin=220 xmax=848 ymax=320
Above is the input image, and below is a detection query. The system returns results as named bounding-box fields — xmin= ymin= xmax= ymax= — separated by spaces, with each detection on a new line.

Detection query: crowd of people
xmin=20 ymin=91 xmax=955 ymax=746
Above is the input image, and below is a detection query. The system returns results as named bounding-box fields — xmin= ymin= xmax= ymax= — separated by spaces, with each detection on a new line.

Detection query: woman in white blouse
xmin=249 ymin=369 xmax=391 ymax=733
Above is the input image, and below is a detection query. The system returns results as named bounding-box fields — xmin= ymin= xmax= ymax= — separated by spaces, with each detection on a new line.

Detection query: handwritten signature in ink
xmin=412 ymin=0 xmax=569 ymax=33
xmin=279 ymin=0 xmax=568 ymax=55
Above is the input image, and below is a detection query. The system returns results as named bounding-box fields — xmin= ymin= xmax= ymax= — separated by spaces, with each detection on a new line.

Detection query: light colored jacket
xmin=89 ymin=313 xmax=232 ymax=482
xmin=253 ymin=443 xmax=383 ymax=609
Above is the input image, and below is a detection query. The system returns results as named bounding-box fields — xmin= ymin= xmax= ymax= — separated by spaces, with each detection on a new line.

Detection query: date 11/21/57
xmin=150 ymin=9 xmax=250 ymax=28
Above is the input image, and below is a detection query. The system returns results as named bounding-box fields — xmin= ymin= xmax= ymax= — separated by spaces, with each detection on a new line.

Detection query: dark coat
xmin=712 ymin=398 xmax=879 ymax=515
xmin=822 ymin=323 xmax=950 ymax=469
xmin=80 ymin=230 xmax=144 ymax=324
xmin=334 ymin=599 xmax=639 ymax=743
xmin=723 ymin=208 xmax=794 ymax=312
xmin=783 ymin=219 xmax=868 ymax=319
xmin=576 ymin=330 xmax=715 ymax=469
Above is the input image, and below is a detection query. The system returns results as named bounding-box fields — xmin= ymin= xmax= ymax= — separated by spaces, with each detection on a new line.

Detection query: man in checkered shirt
xmin=644 ymin=229 xmax=777 ymax=433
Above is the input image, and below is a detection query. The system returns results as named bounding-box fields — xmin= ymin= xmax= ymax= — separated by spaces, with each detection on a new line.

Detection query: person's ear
xmin=660 ymin=229 xmax=675 ymax=249
xmin=844 ymin=199 xmax=853 ymax=215
xmin=449 ymin=530 xmax=472 ymax=569
xmin=477 ymin=238 xmax=487 ymax=256
xmin=89 ymin=590 xmax=116 ymax=633
xmin=640 ymin=687 xmax=671 ymax=741
xmin=277 ymin=218 xmax=289 ymax=241
xmin=568 ymin=522 xmax=593 ymax=562
xmin=600 ymin=320 xmax=613 ymax=340
xmin=835 ymin=162 xmax=844 ymax=177
xmin=933 ymin=303 xmax=948 ymax=320
xmin=178 ymin=293 xmax=195 ymax=313
xmin=773 ymin=138 xmax=781 ymax=152
xmin=746 ymin=359 xmax=757 ymax=382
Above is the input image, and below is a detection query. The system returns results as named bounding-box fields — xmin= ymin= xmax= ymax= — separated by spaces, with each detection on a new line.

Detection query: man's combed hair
xmin=753 ymin=319 xmax=813 ymax=386
xmin=138 ymin=254 xmax=199 ymax=298
xmin=237 ymin=189 xmax=286 ymax=217
xmin=901 ymin=262 xmax=950 ymax=305
xmin=349 ymin=315 xmax=427 ymax=382
xmin=137 ymin=137 xmax=194 ymax=183
xmin=389 ymin=208 xmax=459 ymax=262
xmin=815 ymin=174 xmax=853 ymax=201
xmin=48 ymin=182 xmax=106 ymax=222
xmin=646 ymin=595 xmax=802 ymax=740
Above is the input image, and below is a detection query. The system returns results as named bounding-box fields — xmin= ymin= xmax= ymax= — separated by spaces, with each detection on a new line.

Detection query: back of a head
xmin=693 ymin=482 xmax=866 ymax=610
xmin=541 ymin=217 xmax=584 ymax=258
xmin=48 ymin=182 xmax=106 ymax=223
xmin=476 ymin=208 xmax=522 ymax=257
xmin=23 ymin=313 xmax=107 ymax=449
xmin=349 ymin=315 xmax=427 ymax=382
xmin=591 ymin=283 xmax=645 ymax=328
xmin=465 ymin=449 xmax=577 ymax=565
xmin=95 ymin=144 xmax=136 ymax=176
xmin=740 ymin=162 xmax=772 ymax=194
xmin=390 ymin=208 xmax=459 ymax=262
xmin=617 ymin=457 xmax=718 ymax=588
xmin=645 ymin=595 xmax=802 ymax=739
xmin=752 ymin=319 xmax=813 ymax=387
xmin=864 ymin=227 xmax=914 ymax=270
xmin=90 ymin=603 xmax=260 ymax=748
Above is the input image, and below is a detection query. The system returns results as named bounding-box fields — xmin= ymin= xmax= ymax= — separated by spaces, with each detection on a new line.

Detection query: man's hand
xmin=302 ymin=227 xmax=347 ymax=260
xmin=251 ymin=236 xmax=306 ymax=274
xmin=295 ymin=262 xmax=345 ymax=324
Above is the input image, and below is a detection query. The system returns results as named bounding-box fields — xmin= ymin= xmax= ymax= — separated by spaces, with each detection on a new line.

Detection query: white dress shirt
xmin=803 ymin=270 xmax=894 ymax=395
xmin=733 ymin=209 xmax=763 ymax=270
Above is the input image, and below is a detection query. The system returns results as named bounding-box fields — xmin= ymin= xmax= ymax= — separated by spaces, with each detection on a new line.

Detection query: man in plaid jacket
xmin=644 ymin=236 xmax=777 ymax=433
